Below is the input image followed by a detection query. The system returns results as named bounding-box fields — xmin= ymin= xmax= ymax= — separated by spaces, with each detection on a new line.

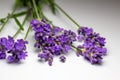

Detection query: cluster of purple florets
xmin=77 ymin=27 xmax=107 ymax=64
xmin=0 ymin=36 xmax=28 ymax=63
xmin=31 ymin=19 xmax=107 ymax=66
xmin=31 ymin=19 xmax=76 ymax=66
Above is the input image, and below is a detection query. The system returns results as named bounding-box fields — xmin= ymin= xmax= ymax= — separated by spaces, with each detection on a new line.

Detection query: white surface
xmin=0 ymin=0 xmax=120 ymax=80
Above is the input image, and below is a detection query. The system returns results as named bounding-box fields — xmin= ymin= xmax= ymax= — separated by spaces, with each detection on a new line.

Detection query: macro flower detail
xmin=38 ymin=51 xmax=53 ymax=66
xmin=0 ymin=36 xmax=28 ymax=62
xmin=31 ymin=19 xmax=76 ymax=66
xmin=0 ymin=37 xmax=8 ymax=59
xmin=60 ymin=56 xmax=66 ymax=63
xmin=5 ymin=36 xmax=14 ymax=51
xmin=7 ymin=38 xmax=28 ymax=63
xmin=76 ymin=27 xmax=107 ymax=64
xmin=0 ymin=53 xmax=6 ymax=59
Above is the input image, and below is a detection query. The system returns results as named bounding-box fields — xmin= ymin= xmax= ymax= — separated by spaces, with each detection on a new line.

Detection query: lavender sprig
xmin=7 ymin=36 xmax=28 ymax=63
xmin=0 ymin=7 xmax=17 ymax=33
xmin=76 ymin=27 xmax=107 ymax=64
xmin=31 ymin=19 xmax=76 ymax=66
xmin=0 ymin=13 xmax=29 ymax=63
xmin=0 ymin=36 xmax=28 ymax=63
xmin=54 ymin=3 xmax=107 ymax=64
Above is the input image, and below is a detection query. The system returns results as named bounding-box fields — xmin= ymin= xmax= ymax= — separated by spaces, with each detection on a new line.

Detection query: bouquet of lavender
xmin=0 ymin=0 xmax=107 ymax=66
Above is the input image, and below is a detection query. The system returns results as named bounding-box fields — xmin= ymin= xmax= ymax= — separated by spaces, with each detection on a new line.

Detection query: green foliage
xmin=14 ymin=0 xmax=56 ymax=14
xmin=47 ymin=0 xmax=56 ymax=14
xmin=13 ymin=16 xmax=24 ymax=30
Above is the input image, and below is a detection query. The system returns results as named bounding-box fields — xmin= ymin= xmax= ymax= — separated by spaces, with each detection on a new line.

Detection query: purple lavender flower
xmin=0 ymin=36 xmax=28 ymax=63
xmin=38 ymin=51 xmax=53 ymax=66
xmin=52 ymin=45 xmax=63 ymax=56
xmin=60 ymin=56 xmax=66 ymax=63
xmin=0 ymin=37 xmax=8 ymax=59
xmin=31 ymin=19 xmax=77 ymax=66
xmin=0 ymin=53 xmax=6 ymax=59
xmin=77 ymin=27 xmax=107 ymax=64
xmin=78 ymin=27 xmax=93 ymax=37
xmin=7 ymin=38 xmax=28 ymax=63
xmin=77 ymin=35 xmax=83 ymax=42
xmin=77 ymin=44 xmax=105 ymax=64
xmin=48 ymin=54 xmax=53 ymax=66
xmin=31 ymin=19 xmax=107 ymax=65
xmin=5 ymin=36 xmax=14 ymax=51
xmin=38 ymin=50 xmax=51 ymax=61
xmin=30 ymin=19 xmax=40 ymax=31
xmin=52 ymin=26 xmax=63 ymax=34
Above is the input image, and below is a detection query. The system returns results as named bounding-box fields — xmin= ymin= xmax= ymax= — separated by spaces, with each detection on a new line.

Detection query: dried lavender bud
xmin=60 ymin=56 xmax=66 ymax=63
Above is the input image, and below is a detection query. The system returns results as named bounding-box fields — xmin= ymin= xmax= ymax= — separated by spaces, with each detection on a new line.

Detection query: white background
xmin=0 ymin=0 xmax=120 ymax=80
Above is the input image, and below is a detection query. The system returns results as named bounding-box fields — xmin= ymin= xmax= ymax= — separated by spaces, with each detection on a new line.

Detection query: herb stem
xmin=0 ymin=11 xmax=27 ymax=22
xmin=0 ymin=8 xmax=16 ymax=33
xmin=55 ymin=3 xmax=81 ymax=28
xmin=24 ymin=25 xmax=31 ymax=40
xmin=71 ymin=45 xmax=82 ymax=52
xmin=32 ymin=0 xmax=40 ymax=20
xmin=13 ymin=14 xmax=28 ymax=38
xmin=37 ymin=6 xmax=53 ymax=25
xmin=71 ymin=45 xmax=77 ymax=49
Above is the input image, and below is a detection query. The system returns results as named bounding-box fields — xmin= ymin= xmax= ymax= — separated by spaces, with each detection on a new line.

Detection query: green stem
xmin=37 ymin=6 xmax=53 ymax=25
xmin=41 ymin=12 xmax=53 ymax=24
xmin=37 ymin=6 xmax=42 ymax=19
xmin=13 ymin=28 xmax=21 ymax=38
xmin=32 ymin=0 xmax=40 ymax=20
xmin=24 ymin=25 xmax=31 ymax=40
xmin=13 ymin=14 xmax=28 ymax=38
xmin=71 ymin=45 xmax=77 ymax=49
xmin=71 ymin=45 xmax=82 ymax=52
xmin=0 ymin=8 xmax=16 ymax=33
xmin=23 ymin=3 xmax=33 ymax=40
xmin=0 ymin=11 xmax=27 ymax=22
xmin=55 ymin=3 xmax=81 ymax=28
